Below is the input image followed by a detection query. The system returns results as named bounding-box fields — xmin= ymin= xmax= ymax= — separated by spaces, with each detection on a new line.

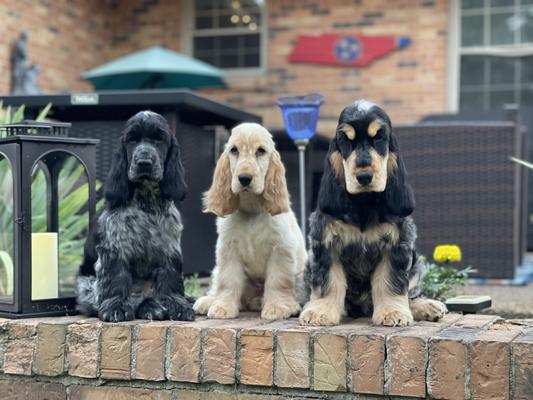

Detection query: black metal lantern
xmin=0 ymin=121 xmax=98 ymax=318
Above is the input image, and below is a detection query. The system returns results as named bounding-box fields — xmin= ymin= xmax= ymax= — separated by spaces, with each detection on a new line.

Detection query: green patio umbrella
xmin=82 ymin=46 xmax=226 ymax=90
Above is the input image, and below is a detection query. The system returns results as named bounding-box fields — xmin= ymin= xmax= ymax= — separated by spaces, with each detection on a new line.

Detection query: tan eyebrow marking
xmin=339 ymin=124 xmax=356 ymax=140
xmin=367 ymin=120 xmax=382 ymax=138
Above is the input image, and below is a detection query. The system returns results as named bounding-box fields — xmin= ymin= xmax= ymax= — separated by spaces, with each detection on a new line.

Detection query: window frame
xmin=181 ymin=0 xmax=268 ymax=77
xmin=449 ymin=0 xmax=533 ymax=112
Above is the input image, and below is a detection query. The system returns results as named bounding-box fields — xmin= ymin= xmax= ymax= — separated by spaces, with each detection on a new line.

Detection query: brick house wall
xmin=0 ymin=0 xmax=451 ymax=131
xmin=0 ymin=0 xmax=113 ymax=93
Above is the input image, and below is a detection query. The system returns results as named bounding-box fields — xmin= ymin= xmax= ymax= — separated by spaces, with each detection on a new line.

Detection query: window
xmin=458 ymin=0 xmax=533 ymax=111
xmin=191 ymin=0 xmax=265 ymax=70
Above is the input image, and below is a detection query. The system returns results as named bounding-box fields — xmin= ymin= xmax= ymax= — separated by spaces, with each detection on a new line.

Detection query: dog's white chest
xmin=218 ymin=212 xmax=278 ymax=279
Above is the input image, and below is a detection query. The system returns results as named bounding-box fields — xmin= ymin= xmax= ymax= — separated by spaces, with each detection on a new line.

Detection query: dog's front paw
xmin=261 ymin=299 xmax=301 ymax=320
xmin=373 ymin=306 xmax=413 ymax=327
xmin=99 ymin=298 xmax=135 ymax=322
xmin=207 ymin=300 xmax=239 ymax=319
xmin=410 ymin=298 xmax=447 ymax=322
xmin=136 ymin=297 xmax=167 ymax=320
xmin=162 ymin=295 xmax=195 ymax=321
xmin=193 ymin=296 xmax=215 ymax=315
xmin=299 ymin=300 xmax=341 ymax=326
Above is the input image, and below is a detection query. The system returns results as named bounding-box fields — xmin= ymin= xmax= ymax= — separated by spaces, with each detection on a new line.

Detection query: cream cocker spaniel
xmin=194 ymin=123 xmax=306 ymax=320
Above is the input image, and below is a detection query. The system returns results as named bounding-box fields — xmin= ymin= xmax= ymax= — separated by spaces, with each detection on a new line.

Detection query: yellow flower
xmin=433 ymin=245 xmax=462 ymax=263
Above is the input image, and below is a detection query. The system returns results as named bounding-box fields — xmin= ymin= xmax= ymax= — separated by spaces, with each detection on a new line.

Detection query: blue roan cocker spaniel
xmin=300 ymin=100 xmax=447 ymax=326
xmin=77 ymin=111 xmax=194 ymax=322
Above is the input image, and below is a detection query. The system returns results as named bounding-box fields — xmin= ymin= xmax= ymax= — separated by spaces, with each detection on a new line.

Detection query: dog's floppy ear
xmin=262 ymin=149 xmax=290 ymax=216
xmin=104 ymin=139 xmax=133 ymax=208
xmin=384 ymin=132 xmax=415 ymax=217
xmin=317 ymin=140 xmax=351 ymax=216
xmin=160 ymin=135 xmax=187 ymax=202
xmin=203 ymin=151 xmax=239 ymax=217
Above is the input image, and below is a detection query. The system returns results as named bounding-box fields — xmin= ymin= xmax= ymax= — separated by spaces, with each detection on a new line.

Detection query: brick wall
xmin=0 ymin=314 xmax=531 ymax=399
xmin=0 ymin=0 xmax=114 ymax=93
xmin=202 ymin=0 xmax=451 ymax=132
xmin=0 ymin=0 xmax=450 ymax=131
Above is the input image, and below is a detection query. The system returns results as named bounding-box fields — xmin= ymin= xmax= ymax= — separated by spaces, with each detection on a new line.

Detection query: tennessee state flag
xmin=289 ymin=34 xmax=411 ymax=67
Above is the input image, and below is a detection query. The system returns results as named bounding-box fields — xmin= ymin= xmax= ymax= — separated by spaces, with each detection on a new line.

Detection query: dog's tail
xmin=76 ymin=275 xmax=98 ymax=317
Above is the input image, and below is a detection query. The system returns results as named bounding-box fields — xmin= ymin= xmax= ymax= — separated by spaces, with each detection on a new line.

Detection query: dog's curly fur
xmin=194 ymin=123 xmax=306 ymax=320
xmin=76 ymin=111 xmax=194 ymax=322
xmin=300 ymin=100 xmax=446 ymax=327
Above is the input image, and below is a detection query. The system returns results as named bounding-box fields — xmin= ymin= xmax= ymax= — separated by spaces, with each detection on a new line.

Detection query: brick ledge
xmin=0 ymin=313 xmax=531 ymax=399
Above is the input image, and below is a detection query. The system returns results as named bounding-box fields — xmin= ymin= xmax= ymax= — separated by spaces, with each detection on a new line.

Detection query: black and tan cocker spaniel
xmin=300 ymin=100 xmax=447 ymax=326
xmin=77 ymin=110 xmax=194 ymax=322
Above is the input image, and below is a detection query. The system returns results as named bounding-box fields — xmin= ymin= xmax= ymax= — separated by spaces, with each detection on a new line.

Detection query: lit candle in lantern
xmin=31 ymin=232 xmax=58 ymax=300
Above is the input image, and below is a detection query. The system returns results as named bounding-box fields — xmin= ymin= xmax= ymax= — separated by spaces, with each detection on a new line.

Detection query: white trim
xmin=447 ymin=0 xmax=460 ymax=113
xmin=450 ymin=0 xmax=533 ymax=112
xmin=460 ymin=45 xmax=533 ymax=56
xmin=181 ymin=0 xmax=267 ymax=77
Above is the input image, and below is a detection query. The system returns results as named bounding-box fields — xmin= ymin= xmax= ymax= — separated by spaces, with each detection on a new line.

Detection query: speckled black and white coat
xmin=300 ymin=101 xmax=447 ymax=327
xmin=77 ymin=111 xmax=194 ymax=322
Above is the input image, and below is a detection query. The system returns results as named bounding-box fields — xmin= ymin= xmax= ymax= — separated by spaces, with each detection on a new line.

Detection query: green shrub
xmin=184 ymin=273 xmax=205 ymax=299
xmin=420 ymin=257 xmax=476 ymax=301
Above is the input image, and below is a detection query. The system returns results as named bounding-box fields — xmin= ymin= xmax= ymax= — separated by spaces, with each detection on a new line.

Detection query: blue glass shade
xmin=277 ymin=93 xmax=324 ymax=140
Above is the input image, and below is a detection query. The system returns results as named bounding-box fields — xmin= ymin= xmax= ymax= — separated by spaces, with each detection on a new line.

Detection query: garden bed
xmin=0 ymin=313 xmax=532 ymax=399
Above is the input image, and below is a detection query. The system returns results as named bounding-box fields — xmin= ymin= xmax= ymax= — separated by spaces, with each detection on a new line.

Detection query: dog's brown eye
xmin=374 ymin=129 xmax=385 ymax=141
xmin=230 ymin=146 xmax=239 ymax=155
xmin=256 ymin=147 xmax=266 ymax=156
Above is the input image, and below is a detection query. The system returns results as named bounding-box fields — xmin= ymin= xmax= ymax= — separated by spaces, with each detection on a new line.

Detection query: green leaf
xmin=36 ymin=103 xmax=52 ymax=122
xmin=5 ymin=106 xmax=11 ymax=124
xmin=12 ymin=105 xmax=25 ymax=124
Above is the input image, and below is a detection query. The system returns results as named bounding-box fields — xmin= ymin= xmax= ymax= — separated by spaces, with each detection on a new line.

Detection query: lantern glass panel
xmin=0 ymin=154 xmax=14 ymax=304
xmin=30 ymin=153 xmax=90 ymax=300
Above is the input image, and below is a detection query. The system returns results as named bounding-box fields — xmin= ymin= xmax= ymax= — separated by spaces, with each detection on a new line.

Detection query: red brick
xmin=67 ymin=319 xmax=102 ymax=378
xmin=203 ymin=327 xmax=236 ymax=384
xmin=68 ymin=385 xmax=171 ymax=400
xmin=0 ymin=320 xmax=8 ymax=372
xmin=100 ymin=324 xmax=132 ymax=380
xmin=0 ymin=380 xmax=65 ymax=400
xmin=471 ymin=329 xmax=522 ymax=400
xmin=3 ymin=321 xmax=37 ymax=375
xmin=34 ymin=322 xmax=67 ymax=376
xmin=511 ymin=329 xmax=533 ymax=400
xmin=275 ymin=330 xmax=310 ymax=388
xmin=239 ymin=328 xmax=273 ymax=386
xmin=386 ymin=325 xmax=441 ymax=397
xmin=168 ymin=325 xmax=201 ymax=382
xmin=428 ymin=327 xmax=478 ymax=400
xmin=453 ymin=314 xmax=501 ymax=329
xmin=350 ymin=332 xmax=385 ymax=395
xmin=135 ymin=323 xmax=167 ymax=381
xmin=313 ymin=332 xmax=347 ymax=391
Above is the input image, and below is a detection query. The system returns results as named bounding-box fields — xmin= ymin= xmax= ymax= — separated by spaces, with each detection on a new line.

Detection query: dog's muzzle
xmin=129 ymin=144 xmax=163 ymax=181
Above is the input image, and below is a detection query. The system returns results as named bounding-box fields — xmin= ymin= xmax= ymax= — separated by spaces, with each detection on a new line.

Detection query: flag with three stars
xmin=289 ymin=34 xmax=411 ymax=67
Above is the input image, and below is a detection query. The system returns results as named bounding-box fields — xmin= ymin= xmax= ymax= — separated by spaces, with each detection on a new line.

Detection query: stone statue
xmin=10 ymin=32 xmax=41 ymax=95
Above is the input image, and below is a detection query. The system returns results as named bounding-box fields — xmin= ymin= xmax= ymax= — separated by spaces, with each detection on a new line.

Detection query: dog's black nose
xmin=239 ymin=174 xmax=253 ymax=187
xmin=356 ymin=171 xmax=373 ymax=186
